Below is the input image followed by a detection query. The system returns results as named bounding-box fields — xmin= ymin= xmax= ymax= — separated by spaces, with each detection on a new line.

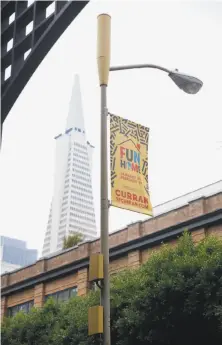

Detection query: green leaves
xmin=2 ymin=233 xmax=222 ymax=345
xmin=112 ymin=233 xmax=222 ymax=345
xmin=63 ymin=233 xmax=83 ymax=250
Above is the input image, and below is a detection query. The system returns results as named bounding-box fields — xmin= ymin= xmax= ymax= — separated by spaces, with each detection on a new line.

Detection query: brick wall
xmin=191 ymin=228 xmax=206 ymax=243
xmin=44 ymin=273 xmax=78 ymax=296
xmin=1 ymin=297 xmax=7 ymax=320
xmin=7 ymin=288 xmax=34 ymax=308
xmin=34 ymin=284 xmax=44 ymax=308
xmin=141 ymin=244 xmax=162 ymax=264
xmin=78 ymin=268 xmax=88 ymax=296
xmin=109 ymin=256 xmax=128 ymax=275
xmin=207 ymin=224 xmax=222 ymax=238
xmin=1 ymin=193 xmax=222 ymax=319
xmin=205 ymin=194 xmax=222 ymax=213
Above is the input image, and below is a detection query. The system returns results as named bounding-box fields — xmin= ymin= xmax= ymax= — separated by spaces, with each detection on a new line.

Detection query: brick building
xmin=1 ymin=186 xmax=222 ymax=319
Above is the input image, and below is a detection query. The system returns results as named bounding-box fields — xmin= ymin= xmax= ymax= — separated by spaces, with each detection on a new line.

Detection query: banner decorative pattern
xmin=110 ymin=114 xmax=153 ymax=215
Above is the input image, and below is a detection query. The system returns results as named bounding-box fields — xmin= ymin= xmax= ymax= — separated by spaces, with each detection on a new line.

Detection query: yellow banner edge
xmin=111 ymin=202 xmax=153 ymax=217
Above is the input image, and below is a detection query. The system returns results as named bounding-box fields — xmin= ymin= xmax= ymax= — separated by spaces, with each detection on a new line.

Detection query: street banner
xmin=110 ymin=114 xmax=153 ymax=216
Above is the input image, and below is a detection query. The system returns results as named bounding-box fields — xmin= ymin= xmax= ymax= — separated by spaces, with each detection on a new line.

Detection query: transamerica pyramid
xmin=42 ymin=75 xmax=97 ymax=256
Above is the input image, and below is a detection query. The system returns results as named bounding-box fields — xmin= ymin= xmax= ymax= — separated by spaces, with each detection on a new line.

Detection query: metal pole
xmin=100 ymin=84 xmax=111 ymax=345
xmin=97 ymin=13 xmax=111 ymax=345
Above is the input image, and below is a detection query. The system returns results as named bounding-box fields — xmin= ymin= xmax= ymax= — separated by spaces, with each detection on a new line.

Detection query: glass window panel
xmin=70 ymin=287 xmax=77 ymax=298
xmin=58 ymin=289 xmax=70 ymax=302
xmin=45 ymin=293 xmax=57 ymax=302
xmin=18 ymin=303 xmax=28 ymax=313
xmin=11 ymin=306 xmax=18 ymax=316
xmin=7 ymin=300 xmax=34 ymax=317
xmin=29 ymin=301 xmax=34 ymax=311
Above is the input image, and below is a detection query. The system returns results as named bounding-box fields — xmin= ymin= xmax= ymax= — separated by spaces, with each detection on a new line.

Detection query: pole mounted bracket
xmin=96 ymin=281 xmax=103 ymax=290
xmin=89 ymin=254 xmax=104 ymax=283
xmin=101 ymin=198 xmax=110 ymax=209
xmin=107 ymin=111 xmax=115 ymax=117
xmin=88 ymin=306 xmax=103 ymax=336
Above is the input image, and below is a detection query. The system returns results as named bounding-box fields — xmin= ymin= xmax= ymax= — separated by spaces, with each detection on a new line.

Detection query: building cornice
xmin=1 ymin=208 xmax=222 ymax=297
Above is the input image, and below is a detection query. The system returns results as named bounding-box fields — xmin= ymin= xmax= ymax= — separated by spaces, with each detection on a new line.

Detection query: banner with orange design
xmin=110 ymin=114 xmax=152 ymax=215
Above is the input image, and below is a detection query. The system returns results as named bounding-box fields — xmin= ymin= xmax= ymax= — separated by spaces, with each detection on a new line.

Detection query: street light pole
xmin=96 ymin=14 xmax=202 ymax=344
xmin=97 ymin=14 xmax=111 ymax=345
xmin=100 ymin=83 xmax=110 ymax=345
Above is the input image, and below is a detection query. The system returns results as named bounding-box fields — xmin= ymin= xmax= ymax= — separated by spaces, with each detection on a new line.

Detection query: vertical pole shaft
xmin=100 ymin=84 xmax=111 ymax=345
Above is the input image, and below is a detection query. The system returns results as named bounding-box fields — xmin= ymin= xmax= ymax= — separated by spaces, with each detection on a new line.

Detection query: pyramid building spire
xmin=42 ymin=75 xmax=97 ymax=257
xmin=66 ymin=74 xmax=85 ymax=132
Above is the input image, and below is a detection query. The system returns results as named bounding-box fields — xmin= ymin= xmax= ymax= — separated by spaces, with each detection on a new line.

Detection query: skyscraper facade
xmin=42 ymin=75 xmax=97 ymax=256
xmin=1 ymin=236 xmax=37 ymax=274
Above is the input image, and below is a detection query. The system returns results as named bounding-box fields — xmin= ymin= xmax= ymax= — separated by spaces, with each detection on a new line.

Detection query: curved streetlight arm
xmin=110 ymin=64 xmax=170 ymax=73
xmin=109 ymin=64 xmax=203 ymax=94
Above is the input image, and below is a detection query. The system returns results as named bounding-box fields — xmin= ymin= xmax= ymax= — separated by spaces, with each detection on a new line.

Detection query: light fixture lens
xmin=169 ymin=71 xmax=203 ymax=94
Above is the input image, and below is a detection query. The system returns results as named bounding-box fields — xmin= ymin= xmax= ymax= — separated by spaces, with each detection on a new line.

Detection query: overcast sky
xmin=1 ymin=0 xmax=222 ymax=256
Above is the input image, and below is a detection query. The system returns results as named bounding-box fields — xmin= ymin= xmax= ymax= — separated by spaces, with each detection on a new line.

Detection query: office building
xmin=42 ymin=75 xmax=97 ymax=256
xmin=1 ymin=236 xmax=37 ymax=274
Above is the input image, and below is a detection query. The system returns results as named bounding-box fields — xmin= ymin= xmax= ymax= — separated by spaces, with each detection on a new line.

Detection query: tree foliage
xmin=63 ymin=233 xmax=83 ymax=250
xmin=2 ymin=233 xmax=222 ymax=345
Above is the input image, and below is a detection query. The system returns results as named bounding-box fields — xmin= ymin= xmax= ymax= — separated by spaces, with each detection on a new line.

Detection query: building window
xmin=72 ymin=164 xmax=90 ymax=172
xmin=69 ymin=212 xmax=95 ymax=224
xmin=45 ymin=286 xmax=77 ymax=303
xmin=70 ymin=195 xmax=92 ymax=205
xmin=68 ymin=224 xmax=97 ymax=237
xmin=7 ymin=300 xmax=34 ymax=317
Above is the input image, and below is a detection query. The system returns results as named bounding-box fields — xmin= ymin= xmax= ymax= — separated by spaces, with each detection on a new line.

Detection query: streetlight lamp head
xmin=168 ymin=70 xmax=203 ymax=94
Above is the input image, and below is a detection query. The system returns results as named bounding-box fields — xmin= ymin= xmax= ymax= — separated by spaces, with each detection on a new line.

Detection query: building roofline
xmin=7 ymin=193 xmax=218 ymax=276
xmin=111 ymin=192 xmax=222 ymax=236
xmin=2 ymin=190 xmax=221 ymax=277
xmin=2 ymin=208 xmax=222 ymax=297
xmin=153 ymin=180 xmax=222 ymax=209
